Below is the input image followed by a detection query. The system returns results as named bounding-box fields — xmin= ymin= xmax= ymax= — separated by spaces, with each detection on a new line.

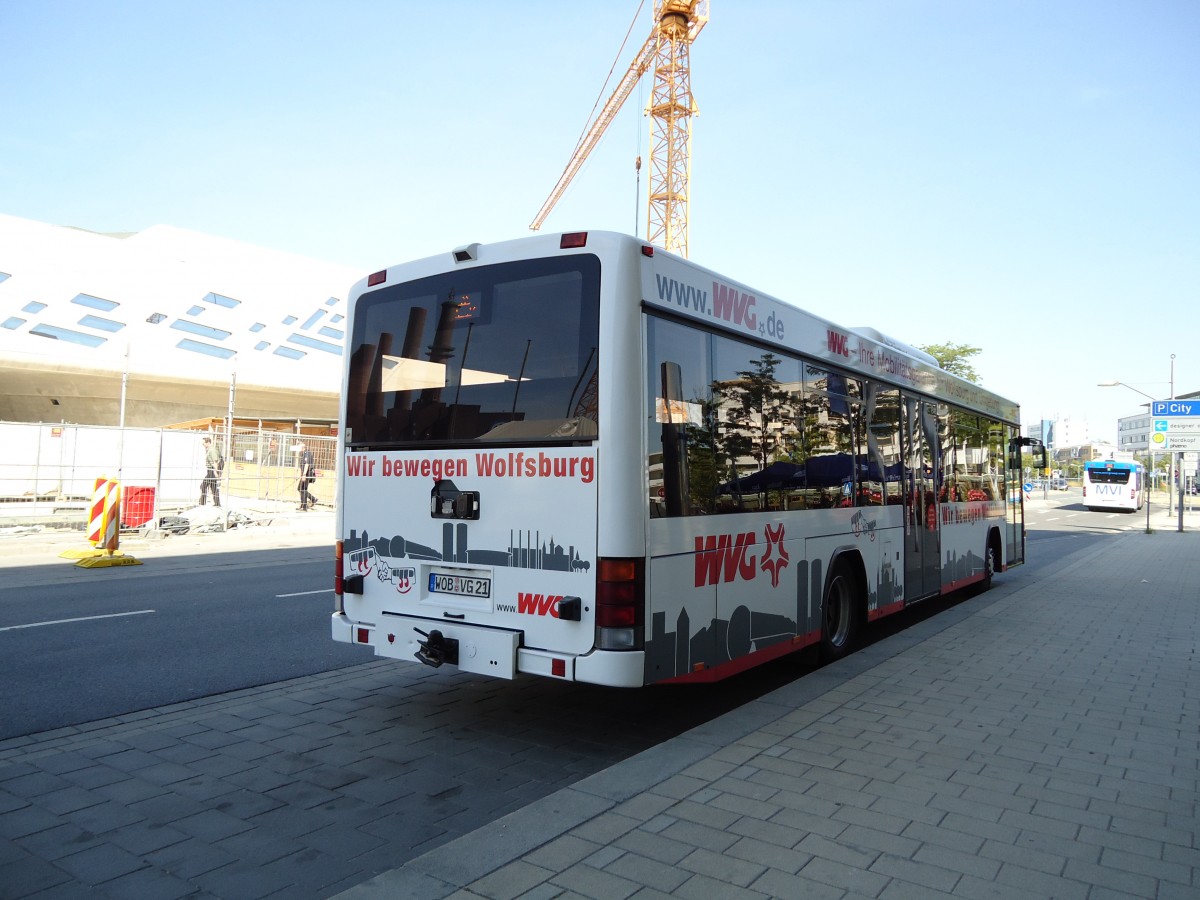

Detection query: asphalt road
xmin=0 ymin=547 xmax=367 ymax=740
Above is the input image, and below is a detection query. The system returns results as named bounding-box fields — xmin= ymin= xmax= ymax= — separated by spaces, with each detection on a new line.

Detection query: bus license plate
xmin=429 ymin=573 xmax=491 ymax=599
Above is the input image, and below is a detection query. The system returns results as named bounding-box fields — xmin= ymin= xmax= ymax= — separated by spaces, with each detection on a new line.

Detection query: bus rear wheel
xmin=980 ymin=535 xmax=999 ymax=593
xmin=820 ymin=559 xmax=861 ymax=662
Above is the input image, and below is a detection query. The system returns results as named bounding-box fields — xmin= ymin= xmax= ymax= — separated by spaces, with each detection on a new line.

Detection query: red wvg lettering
xmin=712 ymin=282 xmax=757 ymax=330
xmin=694 ymin=532 xmax=758 ymax=586
xmin=516 ymin=592 xmax=565 ymax=617
xmin=827 ymin=329 xmax=851 ymax=358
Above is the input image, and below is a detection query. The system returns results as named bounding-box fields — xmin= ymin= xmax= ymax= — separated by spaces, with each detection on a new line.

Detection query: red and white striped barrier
xmin=87 ymin=477 xmax=121 ymax=553
xmin=61 ymin=477 xmax=141 ymax=567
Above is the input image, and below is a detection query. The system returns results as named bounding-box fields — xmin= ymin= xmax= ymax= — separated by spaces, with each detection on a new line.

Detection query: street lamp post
xmin=1098 ymin=377 xmax=1183 ymax=533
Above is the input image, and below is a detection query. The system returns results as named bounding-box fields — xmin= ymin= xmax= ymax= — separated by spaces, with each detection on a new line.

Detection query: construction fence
xmin=0 ymin=421 xmax=338 ymax=530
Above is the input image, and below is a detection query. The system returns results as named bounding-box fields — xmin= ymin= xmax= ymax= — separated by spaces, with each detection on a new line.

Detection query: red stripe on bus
xmin=661 ymin=629 xmax=822 ymax=684
xmin=942 ymin=573 xmax=985 ymax=593
xmin=868 ymin=600 xmax=905 ymax=621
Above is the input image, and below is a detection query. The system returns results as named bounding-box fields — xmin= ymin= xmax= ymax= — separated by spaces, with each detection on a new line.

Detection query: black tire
xmin=979 ymin=535 xmax=998 ymax=593
xmin=820 ymin=558 xmax=861 ymax=662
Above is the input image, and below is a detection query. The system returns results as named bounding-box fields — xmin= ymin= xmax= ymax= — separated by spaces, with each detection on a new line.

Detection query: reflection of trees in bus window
xmin=903 ymin=398 xmax=940 ymax=517
xmin=943 ymin=408 xmax=1003 ymax=501
xmin=941 ymin=409 xmax=963 ymax=501
xmin=710 ymin=343 xmax=801 ymax=514
xmin=646 ymin=317 xmax=926 ymax=517
xmin=794 ymin=365 xmax=860 ymax=509
xmin=802 ymin=365 xmax=859 ymax=454
xmin=861 ymin=384 xmax=901 ymax=506
xmin=986 ymin=421 xmax=1006 ymax=483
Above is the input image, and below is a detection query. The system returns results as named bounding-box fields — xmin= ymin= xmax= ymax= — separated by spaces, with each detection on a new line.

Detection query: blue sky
xmin=2 ymin=0 xmax=1196 ymax=443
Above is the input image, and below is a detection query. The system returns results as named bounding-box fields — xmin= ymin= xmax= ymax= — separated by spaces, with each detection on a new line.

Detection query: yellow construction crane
xmin=529 ymin=0 xmax=709 ymax=257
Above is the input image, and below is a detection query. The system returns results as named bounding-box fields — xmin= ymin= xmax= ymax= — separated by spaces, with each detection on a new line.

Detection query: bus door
xmin=1006 ymin=432 xmax=1025 ymax=565
xmin=1007 ymin=436 xmax=1044 ymax=565
xmin=903 ymin=397 xmax=940 ymax=601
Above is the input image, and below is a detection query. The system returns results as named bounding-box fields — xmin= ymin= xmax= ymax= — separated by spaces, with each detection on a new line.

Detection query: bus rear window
xmin=1088 ymin=469 xmax=1131 ymax=484
xmin=345 ymin=255 xmax=600 ymax=448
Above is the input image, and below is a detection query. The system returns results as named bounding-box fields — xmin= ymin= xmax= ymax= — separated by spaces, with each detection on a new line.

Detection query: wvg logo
xmin=497 ymin=593 xmax=567 ymax=617
xmin=827 ymin=329 xmax=852 ymax=358
xmin=694 ymin=524 xmax=789 ymax=589
xmin=655 ymin=274 xmax=785 ymax=340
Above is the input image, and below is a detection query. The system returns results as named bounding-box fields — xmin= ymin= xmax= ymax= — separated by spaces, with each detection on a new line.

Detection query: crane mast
xmin=530 ymin=1 xmax=708 ymax=258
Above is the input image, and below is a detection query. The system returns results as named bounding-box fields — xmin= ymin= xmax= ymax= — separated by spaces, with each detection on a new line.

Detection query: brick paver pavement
xmin=341 ymin=523 xmax=1200 ymax=899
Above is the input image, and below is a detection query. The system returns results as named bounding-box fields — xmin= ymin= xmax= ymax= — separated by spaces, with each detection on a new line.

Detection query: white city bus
xmin=332 ymin=232 xmax=1042 ymax=686
xmin=1082 ymin=459 xmax=1145 ymax=512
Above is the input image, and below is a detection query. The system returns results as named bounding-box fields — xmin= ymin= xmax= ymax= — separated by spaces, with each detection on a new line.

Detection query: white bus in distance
xmin=1082 ymin=459 xmax=1145 ymax=512
xmin=331 ymin=231 xmax=1044 ymax=687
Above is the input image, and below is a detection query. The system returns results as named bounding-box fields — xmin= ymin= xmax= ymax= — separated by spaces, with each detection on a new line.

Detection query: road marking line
xmin=0 ymin=610 xmax=156 ymax=632
xmin=277 ymin=589 xmax=334 ymax=598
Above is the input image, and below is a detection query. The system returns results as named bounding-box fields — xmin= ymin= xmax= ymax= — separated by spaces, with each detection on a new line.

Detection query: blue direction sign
xmin=1152 ymin=400 xmax=1200 ymax=416
xmin=1151 ymin=398 xmax=1200 ymax=450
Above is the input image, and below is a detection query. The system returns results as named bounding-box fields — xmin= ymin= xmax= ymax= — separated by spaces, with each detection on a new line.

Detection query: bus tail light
xmin=334 ymin=541 xmax=345 ymax=613
xmin=335 ymin=540 xmax=364 ymax=600
xmin=560 ymin=232 xmax=588 ymax=249
xmin=595 ymin=557 xmax=644 ymax=650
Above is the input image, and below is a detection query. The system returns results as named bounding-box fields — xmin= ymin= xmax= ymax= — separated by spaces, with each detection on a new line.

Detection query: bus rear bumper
xmin=332 ymin=613 xmax=645 ymax=686
xmin=333 ymin=612 xmax=520 ymax=678
xmin=573 ymin=649 xmax=645 ymax=688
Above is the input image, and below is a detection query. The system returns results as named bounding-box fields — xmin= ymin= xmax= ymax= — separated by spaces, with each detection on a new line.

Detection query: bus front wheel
xmin=820 ymin=559 xmax=861 ymax=662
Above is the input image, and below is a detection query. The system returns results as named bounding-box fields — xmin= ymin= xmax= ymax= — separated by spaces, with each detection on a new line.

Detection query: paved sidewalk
xmin=339 ymin=525 xmax=1200 ymax=899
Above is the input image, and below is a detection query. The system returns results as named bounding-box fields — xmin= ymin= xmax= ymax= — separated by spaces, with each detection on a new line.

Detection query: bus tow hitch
xmin=414 ymin=628 xmax=459 ymax=668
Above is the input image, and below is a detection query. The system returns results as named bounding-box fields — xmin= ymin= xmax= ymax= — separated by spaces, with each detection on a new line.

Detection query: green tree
xmin=919 ymin=342 xmax=982 ymax=383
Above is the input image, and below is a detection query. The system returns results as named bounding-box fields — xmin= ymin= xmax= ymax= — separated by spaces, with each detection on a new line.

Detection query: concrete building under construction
xmin=0 ymin=212 xmax=358 ymax=429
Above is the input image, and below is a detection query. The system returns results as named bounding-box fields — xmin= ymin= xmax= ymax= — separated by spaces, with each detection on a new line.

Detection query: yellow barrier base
xmin=75 ymin=554 xmax=142 ymax=568
xmin=60 ymin=548 xmax=114 ymax=559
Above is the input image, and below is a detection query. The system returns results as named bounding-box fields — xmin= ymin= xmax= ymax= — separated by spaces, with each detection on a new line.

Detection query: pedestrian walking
xmin=199 ymin=436 xmax=223 ymax=506
xmin=297 ymin=442 xmax=316 ymax=510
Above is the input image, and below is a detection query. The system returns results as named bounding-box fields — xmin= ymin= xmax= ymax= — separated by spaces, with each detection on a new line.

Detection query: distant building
xmin=1026 ymin=415 xmax=1091 ymax=453
xmin=1054 ymin=443 xmax=1116 ymax=466
xmin=1029 ymin=419 xmax=1055 ymax=450
xmin=1054 ymin=416 xmax=1091 ymax=448
xmin=1117 ymin=410 xmax=1154 ymax=455
xmin=0 ymin=213 xmax=360 ymax=428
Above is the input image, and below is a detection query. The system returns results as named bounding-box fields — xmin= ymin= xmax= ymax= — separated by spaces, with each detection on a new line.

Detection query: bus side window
xmin=647 ymin=318 xmax=711 ymax=517
xmin=862 ymin=384 xmax=901 ymax=506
